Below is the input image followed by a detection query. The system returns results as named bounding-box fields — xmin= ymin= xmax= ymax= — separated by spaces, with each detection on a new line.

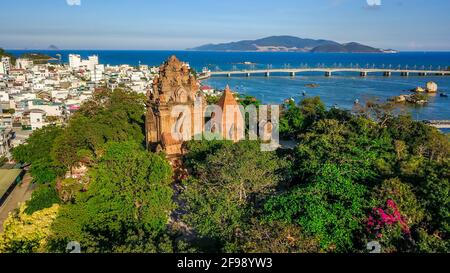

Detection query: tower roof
xmin=167 ymin=55 xmax=180 ymax=65
xmin=152 ymin=55 xmax=199 ymax=103
xmin=218 ymin=85 xmax=239 ymax=110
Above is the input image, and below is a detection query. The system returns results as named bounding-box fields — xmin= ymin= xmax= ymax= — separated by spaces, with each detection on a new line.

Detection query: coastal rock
xmin=407 ymin=93 xmax=428 ymax=105
xmin=426 ymin=81 xmax=438 ymax=93
xmin=413 ymin=87 xmax=425 ymax=92
xmin=394 ymin=95 xmax=406 ymax=103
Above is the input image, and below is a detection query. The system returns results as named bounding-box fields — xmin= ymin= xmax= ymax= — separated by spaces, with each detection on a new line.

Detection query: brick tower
xmin=146 ymin=56 xmax=204 ymax=158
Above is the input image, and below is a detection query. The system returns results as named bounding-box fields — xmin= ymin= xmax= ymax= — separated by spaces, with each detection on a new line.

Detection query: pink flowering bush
xmin=366 ymin=199 xmax=411 ymax=239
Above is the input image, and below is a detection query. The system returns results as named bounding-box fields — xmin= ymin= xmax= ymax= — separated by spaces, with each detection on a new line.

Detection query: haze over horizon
xmin=1 ymin=0 xmax=449 ymax=51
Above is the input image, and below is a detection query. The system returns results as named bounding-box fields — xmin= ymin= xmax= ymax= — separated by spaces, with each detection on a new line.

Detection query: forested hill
xmin=190 ymin=35 xmax=395 ymax=53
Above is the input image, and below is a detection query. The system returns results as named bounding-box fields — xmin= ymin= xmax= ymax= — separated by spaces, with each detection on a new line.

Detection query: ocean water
xmin=9 ymin=50 xmax=450 ymax=120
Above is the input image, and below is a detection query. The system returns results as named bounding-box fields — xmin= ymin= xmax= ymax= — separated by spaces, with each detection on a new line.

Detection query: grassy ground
xmin=0 ymin=173 xmax=34 ymax=232
xmin=0 ymin=169 xmax=22 ymax=198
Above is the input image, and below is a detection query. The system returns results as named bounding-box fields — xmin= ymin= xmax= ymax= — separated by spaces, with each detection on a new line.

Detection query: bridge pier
xmin=290 ymin=72 xmax=296 ymax=77
xmin=227 ymin=73 xmax=231 ymax=77
xmin=265 ymin=72 xmax=270 ymax=77
xmin=401 ymin=72 xmax=409 ymax=77
xmin=383 ymin=71 xmax=392 ymax=77
xmin=246 ymin=73 xmax=251 ymax=77
xmin=325 ymin=71 xmax=332 ymax=77
xmin=418 ymin=72 xmax=428 ymax=76
xmin=360 ymin=71 xmax=368 ymax=77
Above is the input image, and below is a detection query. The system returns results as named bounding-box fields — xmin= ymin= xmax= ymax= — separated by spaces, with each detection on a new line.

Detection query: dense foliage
xmin=4 ymin=88 xmax=181 ymax=253
xmin=51 ymin=88 xmax=146 ymax=173
xmin=182 ymin=140 xmax=288 ymax=252
xmin=48 ymin=141 xmax=175 ymax=253
xmin=265 ymin=97 xmax=449 ymax=253
xmin=2 ymin=91 xmax=449 ymax=253
xmin=181 ymin=97 xmax=449 ymax=253
xmin=0 ymin=204 xmax=60 ymax=253
xmin=20 ymin=53 xmax=54 ymax=64
xmin=12 ymin=126 xmax=65 ymax=184
xmin=24 ymin=183 xmax=61 ymax=215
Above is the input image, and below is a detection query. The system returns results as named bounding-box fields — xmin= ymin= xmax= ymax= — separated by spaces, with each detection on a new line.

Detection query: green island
xmin=20 ymin=53 xmax=57 ymax=64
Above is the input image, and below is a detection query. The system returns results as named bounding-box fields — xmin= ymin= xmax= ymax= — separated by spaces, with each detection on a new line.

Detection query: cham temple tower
xmin=146 ymin=56 xmax=244 ymax=159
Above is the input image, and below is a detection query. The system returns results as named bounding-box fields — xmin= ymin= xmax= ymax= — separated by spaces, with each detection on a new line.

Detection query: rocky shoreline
xmin=390 ymin=81 xmax=442 ymax=105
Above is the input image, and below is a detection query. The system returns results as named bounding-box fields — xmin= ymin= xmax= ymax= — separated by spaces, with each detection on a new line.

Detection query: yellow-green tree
xmin=0 ymin=204 xmax=59 ymax=253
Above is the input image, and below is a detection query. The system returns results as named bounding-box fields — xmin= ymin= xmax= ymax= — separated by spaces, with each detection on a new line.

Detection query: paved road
xmin=0 ymin=173 xmax=34 ymax=233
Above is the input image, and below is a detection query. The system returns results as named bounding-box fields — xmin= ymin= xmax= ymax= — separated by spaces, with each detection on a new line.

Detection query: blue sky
xmin=1 ymin=0 xmax=449 ymax=50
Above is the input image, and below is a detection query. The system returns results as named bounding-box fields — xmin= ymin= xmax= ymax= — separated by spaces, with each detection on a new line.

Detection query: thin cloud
xmin=66 ymin=0 xmax=81 ymax=6
xmin=366 ymin=0 xmax=382 ymax=9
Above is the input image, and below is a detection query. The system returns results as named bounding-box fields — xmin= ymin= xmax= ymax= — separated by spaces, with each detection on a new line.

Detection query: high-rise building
xmin=69 ymin=54 xmax=81 ymax=69
xmin=69 ymin=54 xmax=99 ymax=71
xmin=90 ymin=64 xmax=105 ymax=82
xmin=1 ymin=57 xmax=11 ymax=74
xmin=87 ymin=55 xmax=99 ymax=71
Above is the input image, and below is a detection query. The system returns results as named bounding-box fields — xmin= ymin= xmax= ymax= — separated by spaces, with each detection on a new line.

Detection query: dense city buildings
xmin=0 ymin=53 xmax=158 ymax=159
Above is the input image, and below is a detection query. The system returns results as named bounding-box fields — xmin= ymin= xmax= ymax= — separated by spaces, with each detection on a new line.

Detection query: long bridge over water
xmin=207 ymin=67 xmax=450 ymax=78
xmin=425 ymin=120 xmax=450 ymax=129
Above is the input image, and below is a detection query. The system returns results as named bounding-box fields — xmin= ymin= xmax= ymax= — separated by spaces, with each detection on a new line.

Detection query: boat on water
xmin=440 ymin=93 xmax=448 ymax=98
xmin=197 ymin=68 xmax=211 ymax=80
xmin=284 ymin=97 xmax=295 ymax=104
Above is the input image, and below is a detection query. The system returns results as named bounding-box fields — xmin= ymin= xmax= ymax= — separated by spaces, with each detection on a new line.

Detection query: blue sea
xmin=10 ymin=50 xmax=450 ymax=121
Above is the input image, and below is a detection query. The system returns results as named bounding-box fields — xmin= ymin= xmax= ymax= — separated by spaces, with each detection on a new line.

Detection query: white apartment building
xmin=0 ymin=91 xmax=9 ymax=102
xmin=1 ymin=57 xmax=11 ymax=74
xmin=69 ymin=54 xmax=99 ymax=71
xmin=32 ymin=83 xmax=45 ymax=91
xmin=29 ymin=110 xmax=46 ymax=130
xmin=90 ymin=64 xmax=105 ymax=82
xmin=51 ymin=90 xmax=69 ymax=101
xmin=16 ymin=58 xmax=33 ymax=70
xmin=87 ymin=55 xmax=99 ymax=71
xmin=27 ymin=100 xmax=63 ymax=117
xmin=69 ymin=54 xmax=82 ymax=69
xmin=130 ymin=71 xmax=144 ymax=82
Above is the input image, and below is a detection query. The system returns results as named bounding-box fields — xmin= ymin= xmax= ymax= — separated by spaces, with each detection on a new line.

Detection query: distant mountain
xmin=190 ymin=36 xmax=396 ymax=53
xmin=311 ymin=42 xmax=384 ymax=53
xmin=48 ymin=45 xmax=60 ymax=50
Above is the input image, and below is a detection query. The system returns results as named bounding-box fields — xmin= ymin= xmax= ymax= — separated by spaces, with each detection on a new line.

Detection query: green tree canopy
xmin=12 ymin=126 xmax=65 ymax=184
xmin=265 ymin=163 xmax=368 ymax=252
xmin=49 ymin=141 xmax=174 ymax=252
xmin=182 ymin=140 xmax=288 ymax=252
xmin=52 ymin=88 xmax=147 ymax=173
